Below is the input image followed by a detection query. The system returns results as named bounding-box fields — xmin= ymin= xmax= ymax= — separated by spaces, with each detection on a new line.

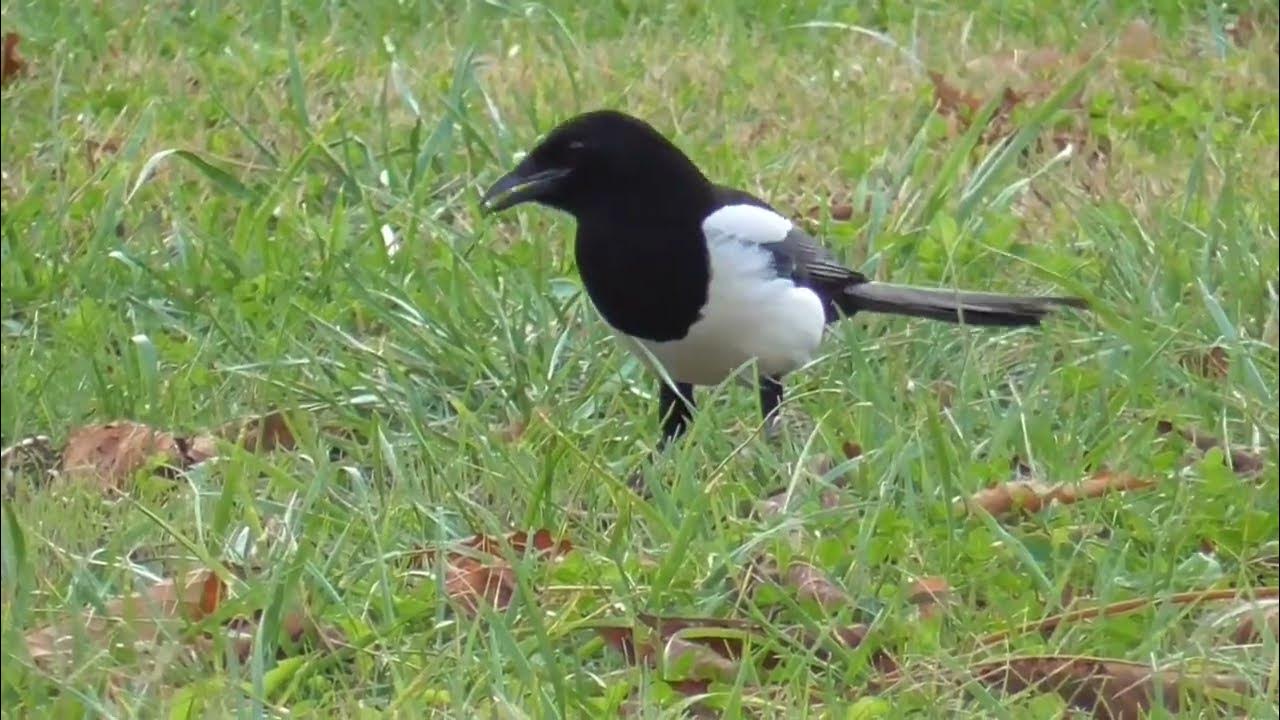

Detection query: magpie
xmin=481 ymin=110 xmax=1086 ymax=446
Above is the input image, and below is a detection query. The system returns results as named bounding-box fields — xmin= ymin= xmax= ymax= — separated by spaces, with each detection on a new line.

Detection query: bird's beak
xmin=480 ymin=167 xmax=571 ymax=214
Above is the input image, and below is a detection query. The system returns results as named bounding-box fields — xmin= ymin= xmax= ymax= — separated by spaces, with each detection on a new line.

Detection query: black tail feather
xmin=840 ymin=282 xmax=1087 ymax=327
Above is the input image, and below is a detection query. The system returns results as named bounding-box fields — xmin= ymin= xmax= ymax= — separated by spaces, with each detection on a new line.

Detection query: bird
xmin=480 ymin=109 xmax=1086 ymax=447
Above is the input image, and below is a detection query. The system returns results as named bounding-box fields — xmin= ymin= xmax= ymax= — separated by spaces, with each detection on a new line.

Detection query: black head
xmin=480 ymin=110 xmax=711 ymax=220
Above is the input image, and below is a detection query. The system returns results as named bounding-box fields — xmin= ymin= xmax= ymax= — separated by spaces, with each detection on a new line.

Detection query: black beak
xmin=480 ymin=167 xmax=571 ymax=214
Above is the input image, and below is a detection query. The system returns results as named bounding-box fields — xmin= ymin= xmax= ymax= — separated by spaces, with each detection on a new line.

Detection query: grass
xmin=2 ymin=0 xmax=1278 ymax=716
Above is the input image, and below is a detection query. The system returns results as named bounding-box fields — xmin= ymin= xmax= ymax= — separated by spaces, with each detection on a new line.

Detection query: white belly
xmin=620 ymin=236 xmax=827 ymax=386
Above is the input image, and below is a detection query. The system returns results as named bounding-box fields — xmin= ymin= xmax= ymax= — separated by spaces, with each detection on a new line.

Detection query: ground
xmin=1 ymin=0 xmax=1277 ymax=717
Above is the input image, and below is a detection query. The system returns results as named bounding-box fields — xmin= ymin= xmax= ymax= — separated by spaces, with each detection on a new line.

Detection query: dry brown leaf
xmin=25 ymin=569 xmax=226 ymax=666
xmin=219 ymin=411 xmax=296 ymax=453
xmin=84 ymin=138 xmax=122 ymax=173
xmin=662 ymin=634 xmax=742 ymax=684
xmin=929 ymin=70 xmax=983 ymax=119
xmin=1 ymin=33 xmax=26 ymax=86
xmin=60 ymin=422 xmax=186 ymax=490
xmin=1179 ymin=346 xmax=1229 ymax=380
xmin=907 ymin=576 xmax=954 ymax=619
xmin=829 ymin=203 xmax=854 ymax=222
xmin=494 ymin=419 xmax=528 ymax=444
xmin=786 ymin=562 xmax=851 ymax=612
xmin=1156 ymin=420 xmax=1264 ymax=477
xmin=413 ymin=529 xmax=572 ymax=567
xmin=443 ymin=559 xmax=517 ymax=616
xmin=970 ymin=656 xmax=1250 ymax=720
xmin=596 ymin=625 xmax=660 ymax=667
xmin=411 ymin=529 xmax=571 ymax=616
xmin=598 ymin=613 xmax=897 ymax=684
xmin=1227 ymin=14 xmax=1258 ymax=46
xmin=1228 ymin=600 xmax=1279 ymax=644
xmin=508 ymin=528 xmax=573 ymax=558
xmin=959 ymin=470 xmax=1155 ymax=518
xmin=932 ymin=380 xmax=957 ymax=410
xmin=1117 ymin=19 xmax=1160 ymax=60
xmin=980 ymin=587 xmax=1280 ymax=648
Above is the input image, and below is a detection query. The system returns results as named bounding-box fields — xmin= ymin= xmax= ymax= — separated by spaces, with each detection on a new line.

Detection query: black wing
xmin=712 ymin=185 xmax=866 ymax=321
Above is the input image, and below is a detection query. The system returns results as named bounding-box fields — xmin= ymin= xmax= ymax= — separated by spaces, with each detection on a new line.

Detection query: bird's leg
xmin=759 ymin=375 xmax=785 ymax=440
xmin=658 ymin=381 xmax=695 ymax=447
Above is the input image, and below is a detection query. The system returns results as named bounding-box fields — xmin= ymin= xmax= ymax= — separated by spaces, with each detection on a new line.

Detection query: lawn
xmin=1 ymin=0 xmax=1278 ymax=717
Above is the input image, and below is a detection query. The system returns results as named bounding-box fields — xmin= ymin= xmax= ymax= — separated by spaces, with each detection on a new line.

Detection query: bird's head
xmin=480 ymin=109 xmax=709 ymax=219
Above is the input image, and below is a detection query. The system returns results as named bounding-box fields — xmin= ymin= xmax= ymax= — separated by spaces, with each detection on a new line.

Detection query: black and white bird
xmin=481 ymin=110 xmax=1086 ymax=446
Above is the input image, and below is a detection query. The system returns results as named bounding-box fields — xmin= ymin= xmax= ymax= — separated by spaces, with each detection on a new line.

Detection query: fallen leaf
xmin=60 ymin=422 xmax=186 ymax=490
xmin=218 ymin=411 xmax=296 ymax=453
xmin=929 ymin=70 xmax=982 ymax=119
xmin=980 ymin=587 xmax=1280 ymax=648
xmin=508 ymin=529 xmax=573 ymax=558
xmin=959 ymin=470 xmax=1155 ymax=518
xmin=1179 ymin=346 xmax=1229 ymax=380
xmin=24 ymin=569 xmax=226 ymax=666
xmin=595 ymin=625 xmax=660 ymax=667
xmin=1 ymin=33 xmax=25 ymax=86
xmin=411 ymin=529 xmax=571 ymax=617
xmin=1155 ymin=420 xmax=1264 ymax=477
xmin=1198 ymin=597 xmax=1280 ymax=645
xmin=1227 ymin=13 xmax=1258 ymax=46
xmin=1117 ymin=19 xmax=1160 ymax=60
xmin=1229 ymin=600 xmax=1279 ymax=644
xmin=786 ymin=562 xmax=851 ymax=612
xmin=829 ymin=203 xmax=854 ymax=222
xmin=494 ymin=419 xmax=528 ymax=444
xmin=662 ymin=633 xmax=742 ymax=684
xmin=969 ymin=656 xmax=1250 ymax=719
xmin=932 ymin=380 xmax=957 ymax=410
xmin=907 ymin=576 xmax=954 ymax=619
xmin=85 ymin=138 xmax=122 ymax=173
xmin=443 ymin=558 xmax=517 ymax=616
xmin=413 ymin=529 xmax=572 ymax=568
xmin=597 ymin=613 xmax=897 ymax=683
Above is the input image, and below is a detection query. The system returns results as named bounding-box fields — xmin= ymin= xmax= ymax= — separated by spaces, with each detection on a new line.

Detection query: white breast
xmin=623 ymin=204 xmax=827 ymax=386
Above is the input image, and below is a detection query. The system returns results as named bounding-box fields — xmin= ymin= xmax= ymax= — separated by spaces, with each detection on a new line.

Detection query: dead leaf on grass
xmin=1179 ymin=346 xmax=1230 ymax=380
xmin=959 ymin=470 xmax=1156 ymax=518
xmin=786 ymin=561 xmax=852 ymax=612
xmin=2 ymin=33 xmax=26 ymax=86
xmin=216 ymin=410 xmax=297 ymax=453
xmin=970 ymin=655 xmax=1251 ymax=720
xmin=24 ymin=569 xmax=226 ymax=666
xmin=662 ymin=633 xmax=743 ymax=685
xmin=1155 ymin=420 xmax=1264 ymax=477
xmin=85 ymin=138 xmax=122 ymax=173
xmin=60 ymin=422 xmax=188 ymax=490
xmin=979 ymin=587 xmax=1280 ymax=648
xmin=411 ymin=529 xmax=572 ymax=617
xmin=907 ymin=577 xmax=954 ymax=619
xmin=1199 ymin=597 xmax=1280 ymax=645
xmin=596 ymin=612 xmax=896 ymax=688
xmin=442 ymin=559 xmax=517 ymax=616
xmin=1116 ymin=19 xmax=1161 ymax=60
xmin=1227 ymin=13 xmax=1259 ymax=47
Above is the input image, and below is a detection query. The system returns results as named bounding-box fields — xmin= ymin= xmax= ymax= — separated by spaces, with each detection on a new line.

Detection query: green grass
xmin=2 ymin=0 xmax=1278 ymax=716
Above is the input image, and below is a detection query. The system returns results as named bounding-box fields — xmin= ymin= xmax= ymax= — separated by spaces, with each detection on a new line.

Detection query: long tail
xmin=839 ymin=282 xmax=1087 ymax=327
